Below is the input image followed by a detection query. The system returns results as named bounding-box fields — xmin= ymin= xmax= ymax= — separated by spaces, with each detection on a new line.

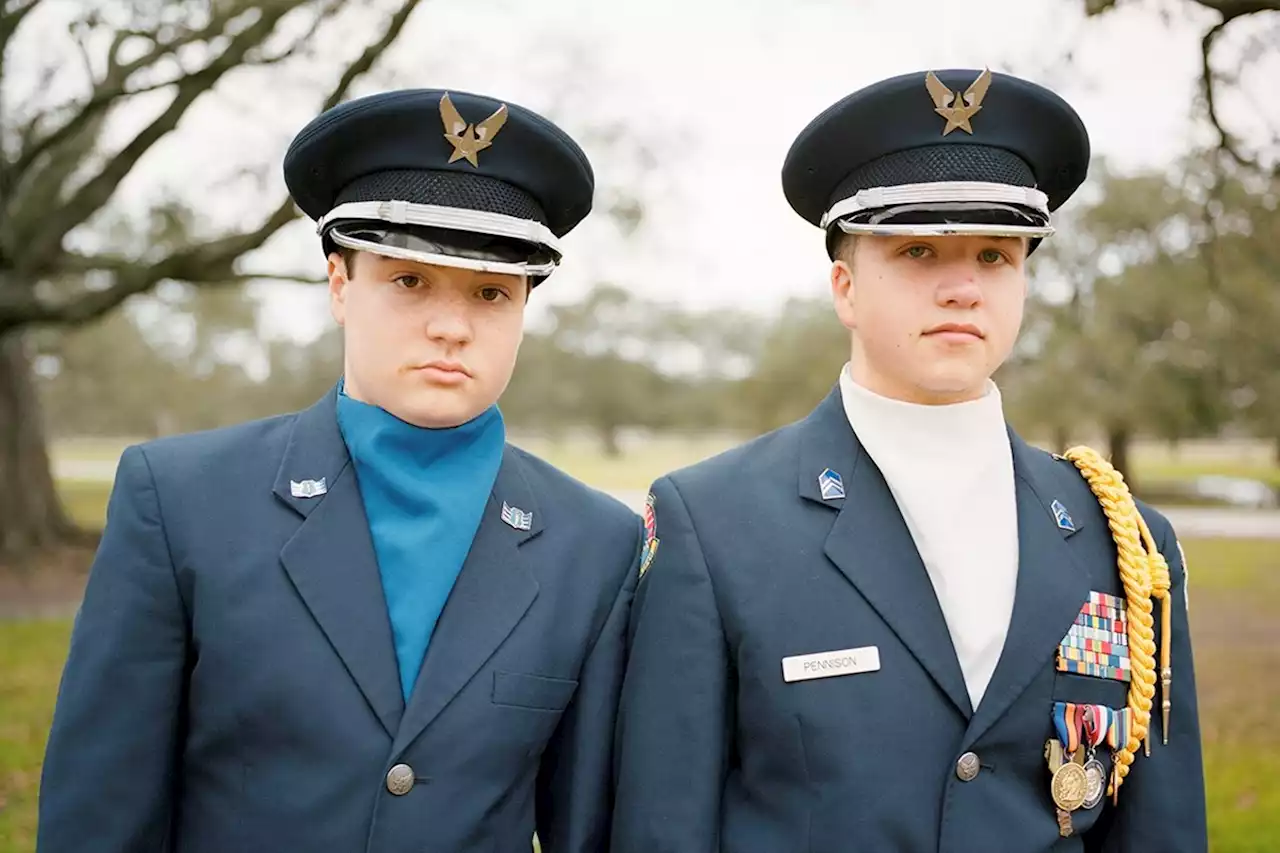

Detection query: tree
xmin=732 ymin=295 xmax=849 ymax=434
xmin=1002 ymin=158 xmax=1236 ymax=486
xmin=1080 ymin=0 xmax=1279 ymax=177
xmin=0 ymin=0 xmax=424 ymax=558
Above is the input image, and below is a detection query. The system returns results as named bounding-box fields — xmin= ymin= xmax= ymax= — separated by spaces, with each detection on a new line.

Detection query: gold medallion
xmin=1051 ymin=761 xmax=1088 ymax=811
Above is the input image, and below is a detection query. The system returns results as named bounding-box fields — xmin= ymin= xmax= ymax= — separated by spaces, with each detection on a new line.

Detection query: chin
xmin=390 ymin=388 xmax=490 ymax=429
xmin=915 ymin=368 xmax=990 ymax=402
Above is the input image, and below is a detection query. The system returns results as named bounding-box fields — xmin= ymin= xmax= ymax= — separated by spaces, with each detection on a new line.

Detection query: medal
xmin=1044 ymin=738 xmax=1074 ymax=837
xmin=1081 ymin=705 xmax=1111 ymax=809
xmin=1049 ymin=702 xmax=1092 ymax=834
xmin=1107 ymin=706 xmax=1132 ymax=805
xmin=1052 ymin=760 xmax=1089 ymax=811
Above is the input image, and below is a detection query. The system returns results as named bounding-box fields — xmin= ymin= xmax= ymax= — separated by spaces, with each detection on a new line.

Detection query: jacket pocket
xmin=491 ymin=671 xmax=578 ymax=711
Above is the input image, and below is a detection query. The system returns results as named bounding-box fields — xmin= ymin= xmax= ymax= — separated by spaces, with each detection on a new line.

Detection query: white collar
xmin=838 ymin=364 xmax=1009 ymax=468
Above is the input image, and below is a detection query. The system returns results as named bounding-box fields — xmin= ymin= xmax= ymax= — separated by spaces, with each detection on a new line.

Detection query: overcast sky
xmin=8 ymin=0 xmax=1278 ymax=342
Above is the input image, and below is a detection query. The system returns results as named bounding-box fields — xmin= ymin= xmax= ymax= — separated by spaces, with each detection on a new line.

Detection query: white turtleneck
xmin=838 ymin=364 xmax=1019 ymax=710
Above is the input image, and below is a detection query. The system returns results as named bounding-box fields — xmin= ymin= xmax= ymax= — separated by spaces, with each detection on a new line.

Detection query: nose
xmin=935 ymin=268 xmax=982 ymax=310
xmin=424 ymin=296 xmax=474 ymax=346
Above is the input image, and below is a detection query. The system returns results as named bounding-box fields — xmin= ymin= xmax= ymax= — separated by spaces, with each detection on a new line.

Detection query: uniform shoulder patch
xmin=640 ymin=492 xmax=660 ymax=577
xmin=1177 ymin=539 xmax=1190 ymax=612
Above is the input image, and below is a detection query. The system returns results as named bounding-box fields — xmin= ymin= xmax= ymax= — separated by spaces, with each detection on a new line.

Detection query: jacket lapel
xmin=962 ymin=432 xmax=1093 ymax=744
xmin=391 ymin=447 xmax=541 ymax=756
xmin=275 ymin=386 xmax=404 ymax=738
xmin=799 ymin=387 xmax=973 ymax=719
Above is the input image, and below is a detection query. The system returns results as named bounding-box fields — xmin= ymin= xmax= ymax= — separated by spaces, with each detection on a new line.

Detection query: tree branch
xmin=317 ymin=0 xmax=425 ymax=113
xmin=7 ymin=3 xmax=256 ymax=187
xmin=1199 ymin=18 xmax=1259 ymax=172
xmin=0 ymin=0 xmax=426 ymax=332
xmin=15 ymin=4 xmax=298 ymax=276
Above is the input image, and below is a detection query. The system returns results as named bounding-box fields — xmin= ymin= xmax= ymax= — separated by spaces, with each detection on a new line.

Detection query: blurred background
xmin=0 ymin=0 xmax=1277 ymax=849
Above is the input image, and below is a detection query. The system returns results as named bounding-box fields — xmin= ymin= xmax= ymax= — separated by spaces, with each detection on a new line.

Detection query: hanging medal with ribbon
xmin=1081 ymin=704 xmax=1111 ymax=809
xmin=1050 ymin=702 xmax=1089 ymax=836
xmin=1108 ymin=706 xmax=1132 ymax=805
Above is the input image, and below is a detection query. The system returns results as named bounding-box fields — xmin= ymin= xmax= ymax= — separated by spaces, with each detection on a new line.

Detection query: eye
xmin=479 ymin=286 xmax=510 ymax=302
xmin=903 ymin=244 xmax=934 ymax=259
xmin=394 ymin=274 xmax=423 ymax=289
xmin=978 ymin=248 xmax=1006 ymax=265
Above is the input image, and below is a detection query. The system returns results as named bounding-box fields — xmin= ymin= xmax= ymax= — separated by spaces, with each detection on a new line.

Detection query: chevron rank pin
xmin=500 ymin=502 xmax=533 ymax=531
xmin=290 ymin=478 xmax=327 ymax=498
xmin=818 ymin=468 xmax=845 ymax=501
xmin=1052 ymin=499 xmax=1076 ymax=532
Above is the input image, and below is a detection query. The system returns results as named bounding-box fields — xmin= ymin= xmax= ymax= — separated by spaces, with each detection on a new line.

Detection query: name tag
xmin=782 ymin=646 xmax=881 ymax=683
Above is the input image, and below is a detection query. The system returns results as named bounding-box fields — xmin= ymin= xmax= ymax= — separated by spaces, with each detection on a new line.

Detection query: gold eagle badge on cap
xmin=924 ymin=68 xmax=991 ymax=136
xmin=439 ymin=92 xmax=508 ymax=167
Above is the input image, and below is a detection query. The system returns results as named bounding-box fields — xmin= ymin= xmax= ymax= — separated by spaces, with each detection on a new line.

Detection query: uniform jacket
xmin=611 ymin=386 xmax=1205 ymax=853
xmin=39 ymin=387 xmax=643 ymax=853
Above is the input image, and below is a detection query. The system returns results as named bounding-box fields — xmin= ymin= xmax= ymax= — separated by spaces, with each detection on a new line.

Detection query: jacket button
xmin=956 ymin=752 xmax=981 ymax=782
xmin=386 ymin=763 xmax=415 ymax=795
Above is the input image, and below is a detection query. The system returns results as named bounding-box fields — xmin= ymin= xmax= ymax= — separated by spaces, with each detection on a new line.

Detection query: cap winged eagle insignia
xmin=439 ymin=92 xmax=509 ymax=167
xmin=924 ymin=68 xmax=992 ymax=136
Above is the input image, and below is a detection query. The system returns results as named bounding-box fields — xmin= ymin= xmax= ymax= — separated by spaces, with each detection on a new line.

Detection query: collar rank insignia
xmin=440 ymin=92 xmax=509 ymax=167
xmin=1051 ymin=499 xmax=1075 ymax=532
xmin=818 ymin=468 xmax=845 ymax=501
xmin=500 ymin=502 xmax=533 ymax=531
xmin=290 ymin=477 xmax=327 ymax=498
xmin=924 ymin=67 xmax=992 ymax=136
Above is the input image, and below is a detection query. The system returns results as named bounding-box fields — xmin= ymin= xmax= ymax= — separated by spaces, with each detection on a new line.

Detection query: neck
xmin=847 ymin=358 xmax=990 ymax=406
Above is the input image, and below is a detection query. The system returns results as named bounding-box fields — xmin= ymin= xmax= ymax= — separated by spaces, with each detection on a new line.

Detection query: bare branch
xmin=15 ymin=4 xmax=299 ymax=276
xmin=318 ymin=0 xmax=424 ymax=112
xmin=0 ymin=0 xmax=427 ymax=332
xmin=230 ymin=271 xmax=325 ymax=285
xmin=7 ymin=6 xmax=250 ymax=185
xmin=1200 ymin=18 xmax=1258 ymax=172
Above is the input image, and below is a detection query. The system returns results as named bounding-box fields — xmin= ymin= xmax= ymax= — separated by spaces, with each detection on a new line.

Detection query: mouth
xmin=413 ymin=361 xmax=473 ymax=382
xmin=924 ymin=322 xmax=985 ymax=340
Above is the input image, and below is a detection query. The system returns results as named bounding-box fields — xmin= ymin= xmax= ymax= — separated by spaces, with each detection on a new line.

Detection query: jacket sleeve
xmin=1088 ymin=514 xmax=1207 ymax=852
xmin=610 ymin=476 xmax=731 ymax=853
xmin=38 ymin=445 xmax=190 ymax=853
xmin=534 ymin=512 xmax=643 ymax=853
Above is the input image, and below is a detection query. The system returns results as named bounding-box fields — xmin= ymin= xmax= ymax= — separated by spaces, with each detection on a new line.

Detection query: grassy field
xmin=0 ymin=537 xmax=1276 ymax=851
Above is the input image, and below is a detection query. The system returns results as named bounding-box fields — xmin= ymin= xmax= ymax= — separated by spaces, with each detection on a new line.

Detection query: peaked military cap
xmin=283 ymin=88 xmax=594 ymax=284
xmin=781 ymin=68 xmax=1090 ymax=256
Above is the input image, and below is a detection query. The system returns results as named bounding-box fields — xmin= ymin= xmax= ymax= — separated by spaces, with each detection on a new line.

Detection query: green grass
xmin=0 ymin=619 xmax=71 ymax=852
xmin=2 ymin=539 xmax=1278 ymax=851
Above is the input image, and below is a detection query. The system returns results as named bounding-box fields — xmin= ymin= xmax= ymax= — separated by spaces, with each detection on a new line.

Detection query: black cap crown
xmin=283 ymin=88 xmax=595 ymax=284
xmin=781 ymin=69 xmax=1090 ymax=255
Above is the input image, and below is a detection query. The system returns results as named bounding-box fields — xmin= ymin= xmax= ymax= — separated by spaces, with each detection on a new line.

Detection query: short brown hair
xmin=831 ymin=232 xmax=858 ymax=267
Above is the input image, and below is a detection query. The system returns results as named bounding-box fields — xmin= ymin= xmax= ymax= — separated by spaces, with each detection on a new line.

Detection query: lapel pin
xmin=501 ymin=502 xmax=533 ymax=531
xmin=818 ymin=468 xmax=845 ymax=501
xmin=1051 ymin=499 xmax=1075 ymax=532
xmin=290 ymin=478 xmax=327 ymax=498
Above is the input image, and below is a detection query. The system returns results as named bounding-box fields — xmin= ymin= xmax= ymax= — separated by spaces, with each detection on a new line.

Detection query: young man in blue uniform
xmin=39 ymin=88 xmax=643 ymax=853
xmin=612 ymin=69 xmax=1207 ymax=852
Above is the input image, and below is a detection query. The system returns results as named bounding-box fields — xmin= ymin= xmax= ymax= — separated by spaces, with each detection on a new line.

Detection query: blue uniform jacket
xmin=38 ymin=387 xmax=643 ymax=853
xmin=612 ymin=386 xmax=1206 ymax=852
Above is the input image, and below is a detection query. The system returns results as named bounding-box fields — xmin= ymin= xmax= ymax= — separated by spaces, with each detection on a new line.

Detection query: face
xmin=329 ymin=251 xmax=529 ymax=428
xmin=830 ymin=233 xmax=1028 ymax=405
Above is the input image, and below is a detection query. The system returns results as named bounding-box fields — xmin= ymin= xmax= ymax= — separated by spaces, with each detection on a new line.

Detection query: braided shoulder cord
xmin=1062 ymin=446 xmax=1172 ymax=798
